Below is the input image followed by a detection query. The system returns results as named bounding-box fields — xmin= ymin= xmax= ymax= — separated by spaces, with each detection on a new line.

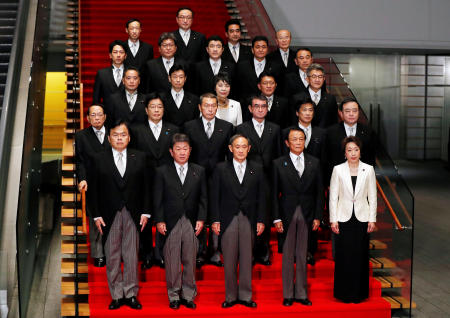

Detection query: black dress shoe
xmin=239 ymin=300 xmax=257 ymax=308
xmin=208 ymin=260 xmax=223 ymax=267
xmin=124 ymin=296 xmax=142 ymax=309
xmin=180 ymin=298 xmax=196 ymax=309
xmin=94 ymin=257 xmax=106 ymax=267
xmin=169 ymin=300 xmax=180 ymax=309
xmin=153 ymin=259 xmax=164 ymax=268
xmin=258 ymin=259 xmax=272 ymax=266
xmin=283 ymin=298 xmax=294 ymax=306
xmin=295 ymin=298 xmax=312 ymax=306
xmin=141 ymin=259 xmax=152 ymax=270
xmin=307 ymin=253 xmax=315 ymax=266
xmin=196 ymin=259 xmax=205 ymax=268
xmin=108 ymin=299 xmax=122 ymax=310
xmin=222 ymin=300 xmax=237 ymax=308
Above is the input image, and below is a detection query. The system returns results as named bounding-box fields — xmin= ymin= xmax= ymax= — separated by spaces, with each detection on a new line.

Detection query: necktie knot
xmin=96 ymin=130 xmax=103 ymax=142
xmin=206 ymin=121 xmax=212 ymax=138
xmin=179 ymin=166 xmax=185 ymax=184
xmin=115 ymin=68 xmax=121 ymax=86
xmin=117 ymin=152 xmax=125 ymax=177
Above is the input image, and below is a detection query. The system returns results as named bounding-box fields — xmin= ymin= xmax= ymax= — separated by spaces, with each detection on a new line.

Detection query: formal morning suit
xmin=145 ymin=57 xmax=187 ymax=94
xmin=129 ymin=121 xmax=180 ymax=263
xmin=265 ymin=95 xmax=291 ymax=128
xmin=173 ymin=29 xmax=207 ymax=64
xmin=267 ymin=48 xmax=297 ymax=92
xmin=183 ymin=117 xmax=234 ymax=263
xmin=125 ymin=40 xmax=154 ymax=92
xmin=153 ymin=163 xmax=207 ymax=302
xmin=193 ymin=59 xmax=236 ymax=97
xmin=283 ymin=70 xmax=309 ymax=99
xmin=92 ymin=66 xmax=125 ymax=104
xmin=210 ymin=160 xmax=267 ymax=302
xmin=75 ymin=126 xmax=110 ymax=258
xmin=222 ymin=43 xmax=253 ymax=65
xmin=160 ymin=90 xmax=199 ymax=127
xmin=90 ymin=148 xmax=151 ymax=300
xmin=329 ymin=161 xmax=377 ymax=302
xmin=272 ymin=153 xmax=324 ymax=299
xmin=105 ymin=90 xmax=147 ymax=128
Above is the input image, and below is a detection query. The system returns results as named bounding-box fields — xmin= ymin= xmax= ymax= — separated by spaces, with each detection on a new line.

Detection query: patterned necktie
xmin=175 ymin=93 xmax=180 ymax=107
xmin=206 ymin=122 xmax=212 ymax=139
xmin=296 ymin=156 xmax=303 ymax=177
xmin=153 ymin=124 xmax=160 ymax=140
xmin=179 ymin=166 xmax=185 ymax=184
xmin=212 ymin=62 xmax=218 ymax=75
xmin=115 ymin=68 xmax=121 ymax=87
xmin=128 ymin=93 xmax=135 ymax=110
xmin=314 ymin=93 xmax=319 ymax=105
xmin=257 ymin=123 xmax=263 ymax=137
xmin=232 ymin=45 xmax=238 ymax=62
xmin=131 ymin=42 xmax=137 ymax=56
xmin=283 ymin=52 xmax=288 ymax=67
xmin=237 ymin=164 xmax=244 ymax=183
xmin=165 ymin=60 xmax=171 ymax=74
xmin=95 ymin=130 xmax=103 ymax=143
xmin=183 ymin=31 xmax=189 ymax=45
xmin=349 ymin=127 xmax=355 ymax=136
xmin=117 ymin=152 xmax=125 ymax=177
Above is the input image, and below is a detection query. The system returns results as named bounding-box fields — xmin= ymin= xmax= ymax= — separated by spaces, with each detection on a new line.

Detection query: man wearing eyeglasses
xmin=173 ymin=7 xmax=207 ymax=64
xmin=291 ymin=63 xmax=338 ymax=129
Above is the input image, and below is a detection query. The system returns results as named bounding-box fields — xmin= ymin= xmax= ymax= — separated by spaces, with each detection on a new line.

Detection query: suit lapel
xmin=282 ymin=155 xmax=302 ymax=192
xmin=354 ymin=163 xmax=367 ymax=197
xmin=343 ymin=161 xmax=354 ymax=195
xmin=226 ymin=162 xmax=246 ymax=199
xmin=143 ymin=123 xmax=159 ymax=158
xmin=157 ymin=57 xmax=168 ymax=76
xmin=107 ymin=149 xmax=126 ymax=188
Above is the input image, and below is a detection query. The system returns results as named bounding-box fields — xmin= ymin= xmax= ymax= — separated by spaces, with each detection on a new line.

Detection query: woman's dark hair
xmin=342 ymin=136 xmax=362 ymax=151
xmin=213 ymin=72 xmax=231 ymax=87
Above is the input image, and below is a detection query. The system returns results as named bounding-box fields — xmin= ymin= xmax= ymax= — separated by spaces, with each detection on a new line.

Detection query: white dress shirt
xmin=298 ymin=123 xmax=312 ymax=147
xmin=126 ymin=90 xmax=138 ymax=110
xmin=266 ymin=94 xmax=274 ymax=111
xmin=254 ymin=58 xmax=266 ymax=77
xmin=344 ymin=122 xmax=358 ymax=137
xmin=309 ymin=87 xmax=321 ymax=104
xmin=162 ymin=57 xmax=174 ymax=74
xmin=202 ymin=116 xmax=215 ymax=137
xmin=290 ymin=151 xmax=305 ymax=176
xmin=299 ymin=69 xmax=308 ymax=88
xmin=233 ymin=159 xmax=247 ymax=184
xmin=128 ymin=39 xmax=140 ymax=56
xmin=171 ymin=88 xmax=184 ymax=108
xmin=228 ymin=42 xmax=240 ymax=62
xmin=92 ymin=126 xmax=106 ymax=144
xmin=179 ymin=28 xmax=191 ymax=45
xmin=113 ymin=64 xmax=124 ymax=86
xmin=174 ymin=161 xmax=188 ymax=183
xmin=280 ymin=48 xmax=289 ymax=67
xmin=209 ymin=58 xmax=222 ymax=75
xmin=149 ymin=120 xmax=162 ymax=140
xmin=252 ymin=118 xmax=265 ymax=138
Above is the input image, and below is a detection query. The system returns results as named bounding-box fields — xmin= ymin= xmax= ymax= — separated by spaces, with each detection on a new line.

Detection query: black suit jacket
xmin=193 ymin=59 xmax=236 ymax=97
xmin=210 ymin=161 xmax=267 ymax=233
xmin=105 ymin=90 xmax=147 ymax=128
xmin=173 ymin=29 xmax=207 ymax=64
xmin=153 ymin=162 xmax=207 ymax=235
xmin=272 ymin=154 xmax=324 ymax=252
xmin=145 ymin=56 xmax=187 ymax=93
xmin=291 ymin=91 xmax=338 ymax=129
xmin=267 ymin=48 xmax=297 ymax=75
xmin=222 ymin=43 xmax=253 ymax=65
xmin=92 ymin=66 xmax=124 ymax=104
xmin=125 ymin=40 xmax=154 ymax=71
xmin=90 ymin=148 xmax=151 ymax=240
xmin=283 ymin=71 xmax=308 ymax=99
xmin=235 ymin=59 xmax=282 ymax=100
xmin=266 ymin=95 xmax=290 ymax=128
xmin=236 ymin=120 xmax=281 ymax=172
xmin=161 ymin=90 xmax=199 ymax=127
xmin=325 ymin=122 xmax=376 ymax=183
xmin=129 ymin=121 xmax=179 ymax=168
xmin=183 ymin=117 xmax=233 ymax=177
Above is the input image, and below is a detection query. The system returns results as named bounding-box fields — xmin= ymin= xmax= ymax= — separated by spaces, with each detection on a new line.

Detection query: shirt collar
xmin=92 ymin=126 xmax=105 ymax=134
xmin=179 ymin=28 xmax=191 ymax=36
xmin=309 ymin=87 xmax=321 ymax=98
xmin=112 ymin=147 xmax=127 ymax=158
xmin=279 ymin=48 xmax=289 ymax=55
xmin=128 ymin=39 xmax=140 ymax=47
xmin=252 ymin=118 xmax=265 ymax=127
xmin=233 ymin=158 xmax=247 ymax=170
xmin=171 ymin=88 xmax=184 ymax=96
xmin=202 ymin=116 xmax=215 ymax=127
xmin=344 ymin=122 xmax=357 ymax=130
xmin=209 ymin=57 xmax=221 ymax=65
xmin=299 ymin=69 xmax=307 ymax=79
xmin=174 ymin=161 xmax=188 ymax=171
xmin=254 ymin=57 xmax=266 ymax=65
xmin=112 ymin=64 xmax=124 ymax=71
xmin=298 ymin=123 xmax=311 ymax=131
xmin=149 ymin=119 xmax=162 ymax=128
xmin=162 ymin=56 xmax=174 ymax=64
xmin=229 ymin=42 xmax=240 ymax=50
xmin=289 ymin=151 xmax=304 ymax=163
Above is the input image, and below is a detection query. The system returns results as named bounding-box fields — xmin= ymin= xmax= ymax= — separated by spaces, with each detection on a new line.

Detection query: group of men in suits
xmin=79 ymin=5 xmax=378 ymax=311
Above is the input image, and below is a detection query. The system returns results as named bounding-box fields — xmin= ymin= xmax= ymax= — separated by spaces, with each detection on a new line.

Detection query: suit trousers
xmin=163 ymin=215 xmax=198 ymax=302
xmin=282 ymin=205 xmax=308 ymax=299
xmin=89 ymin=215 xmax=104 ymax=258
xmin=221 ymin=211 xmax=254 ymax=302
xmin=139 ymin=219 xmax=153 ymax=261
xmin=104 ymin=207 xmax=139 ymax=300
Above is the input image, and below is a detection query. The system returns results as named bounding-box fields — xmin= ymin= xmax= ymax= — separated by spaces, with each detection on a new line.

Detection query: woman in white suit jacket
xmin=214 ymin=73 xmax=243 ymax=126
xmin=329 ymin=136 xmax=377 ymax=303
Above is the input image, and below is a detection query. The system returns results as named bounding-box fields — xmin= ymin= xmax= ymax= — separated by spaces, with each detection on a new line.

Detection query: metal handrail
xmin=376 ymin=181 xmax=404 ymax=230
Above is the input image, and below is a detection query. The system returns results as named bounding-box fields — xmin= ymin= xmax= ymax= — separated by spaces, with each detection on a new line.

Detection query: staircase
xmin=0 ymin=1 xmax=19 ymax=116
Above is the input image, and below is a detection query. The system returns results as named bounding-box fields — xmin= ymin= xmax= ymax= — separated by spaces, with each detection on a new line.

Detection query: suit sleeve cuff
xmin=141 ymin=214 xmax=151 ymax=219
xmin=273 ymin=219 xmax=281 ymax=224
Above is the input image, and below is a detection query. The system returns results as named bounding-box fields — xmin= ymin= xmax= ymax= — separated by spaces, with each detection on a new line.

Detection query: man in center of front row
xmin=153 ymin=133 xmax=207 ymax=310
xmin=91 ymin=120 xmax=151 ymax=310
xmin=211 ymin=134 xmax=268 ymax=308
xmin=272 ymin=127 xmax=324 ymax=307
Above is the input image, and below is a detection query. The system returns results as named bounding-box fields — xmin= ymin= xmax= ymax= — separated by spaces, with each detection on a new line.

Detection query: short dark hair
xmin=213 ymin=72 xmax=231 ymax=87
xmin=306 ymin=63 xmax=325 ymax=76
xmin=249 ymin=94 xmax=268 ymax=106
xmin=124 ymin=66 xmax=140 ymax=77
xmin=229 ymin=134 xmax=248 ymax=145
xmin=258 ymin=71 xmax=276 ymax=83
xmin=125 ymin=18 xmax=141 ymax=28
xmin=252 ymin=35 xmax=269 ymax=47
xmin=169 ymin=63 xmax=187 ymax=76
xmin=171 ymin=133 xmax=190 ymax=148
xmin=285 ymin=127 xmax=306 ymax=142
xmin=176 ymin=6 xmax=193 ymax=17
xmin=199 ymin=92 xmax=218 ymax=105
xmin=87 ymin=104 xmax=105 ymax=116
xmin=296 ymin=98 xmax=315 ymax=111
xmin=296 ymin=47 xmax=313 ymax=57
xmin=109 ymin=119 xmax=129 ymax=135
xmin=339 ymin=96 xmax=360 ymax=111
xmin=158 ymin=32 xmax=177 ymax=47
xmin=342 ymin=136 xmax=362 ymax=151
xmin=225 ymin=19 xmax=241 ymax=32
xmin=109 ymin=40 xmax=126 ymax=53
xmin=206 ymin=35 xmax=224 ymax=47
xmin=145 ymin=92 xmax=164 ymax=107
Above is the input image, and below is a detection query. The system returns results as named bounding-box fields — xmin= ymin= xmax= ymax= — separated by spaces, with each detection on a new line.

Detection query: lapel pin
xmin=250 ymin=170 xmax=254 ymax=175
xmin=284 ymin=161 xmax=287 ymax=166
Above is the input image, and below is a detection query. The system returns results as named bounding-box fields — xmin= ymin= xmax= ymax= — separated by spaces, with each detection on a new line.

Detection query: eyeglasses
xmin=308 ymin=75 xmax=324 ymax=80
xmin=177 ymin=15 xmax=192 ymax=20
xmin=252 ymin=104 xmax=268 ymax=109
xmin=161 ymin=43 xmax=175 ymax=48
xmin=149 ymin=105 xmax=164 ymax=110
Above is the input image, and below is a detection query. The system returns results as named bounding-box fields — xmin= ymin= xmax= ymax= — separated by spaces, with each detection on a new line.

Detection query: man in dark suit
xmin=210 ymin=134 xmax=267 ymax=308
xmin=91 ymin=120 xmax=151 ymax=310
xmin=326 ymin=97 xmax=376 ymax=183
xmin=183 ymin=93 xmax=233 ymax=267
xmin=235 ymin=35 xmax=282 ymax=102
xmin=173 ymin=7 xmax=206 ymax=64
xmin=154 ymin=133 xmax=207 ymax=310
xmin=161 ymin=63 xmax=199 ymax=127
xmin=124 ymin=18 xmax=153 ymax=91
xmin=283 ymin=47 xmax=314 ymax=98
xmin=236 ymin=95 xmax=282 ymax=265
xmin=272 ymin=127 xmax=324 ymax=307
xmin=257 ymin=71 xmax=290 ymax=127
xmin=291 ymin=63 xmax=338 ymax=129
xmin=222 ymin=19 xmax=252 ymax=65
xmin=76 ymin=104 xmax=110 ymax=268
xmin=93 ymin=40 xmax=127 ymax=105
xmin=129 ymin=92 xmax=180 ymax=269
xmin=105 ymin=66 xmax=147 ymax=128
xmin=145 ymin=32 xmax=186 ymax=94
xmin=282 ymin=98 xmax=327 ymax=265
xmin=193 ymin=35 xmax=235 ymax=97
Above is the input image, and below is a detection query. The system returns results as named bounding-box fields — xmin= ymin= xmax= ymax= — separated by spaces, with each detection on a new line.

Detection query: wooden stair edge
xmin=382 ymin=295 xmax=417 ymax=309
xmin=61 ymin=298 xmax=90 ymax=316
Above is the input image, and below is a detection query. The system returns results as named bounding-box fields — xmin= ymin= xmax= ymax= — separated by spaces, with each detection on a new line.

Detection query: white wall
xmin=262 ymin=0 xmax=450 ymax=50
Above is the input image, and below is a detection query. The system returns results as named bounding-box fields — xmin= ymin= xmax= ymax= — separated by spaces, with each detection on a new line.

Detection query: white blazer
xmin=329 ymin=161 xmax=377 ymax=223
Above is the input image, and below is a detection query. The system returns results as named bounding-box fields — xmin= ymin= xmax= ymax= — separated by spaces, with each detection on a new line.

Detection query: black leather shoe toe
xmin=295 ymin=298 xmax=312 ymax=306
xmin=239 ymin=300 xmax=257 ymax=308
xmin=141 ymin=259 xmax=152 ymax=270
xmin=108 ymin=299 xmax=122 ymax=310
xmin=125 ymin=296 xmax=142 ymax=309
xmin=94 ymin=257 xmax=106 ymax=267
xmin=181 ymin=298 xmax=196 ymax=309
xmin=222 ymin=300 xmax=236 ymax=308
xmin=169 ymin=300 xmax=180 ymax=309
xmin=283 ymin=298 xmax=294 ymax=306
